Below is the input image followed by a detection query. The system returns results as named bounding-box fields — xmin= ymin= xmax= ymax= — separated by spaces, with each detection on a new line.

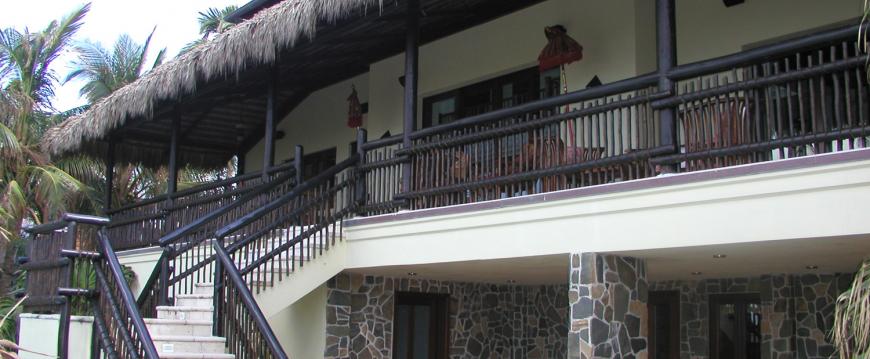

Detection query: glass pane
xmin=717 ymin=304 xmax=737 ymax=359
xmin=745 ymin=303 xmax=762 ymax=359
xmin=413 ymin=305 xmax=431 ymax=359
xmin=395 ymin=305 xmax=410 ymax=359
xmin=431 ymin=98 xmax=456 ymax=126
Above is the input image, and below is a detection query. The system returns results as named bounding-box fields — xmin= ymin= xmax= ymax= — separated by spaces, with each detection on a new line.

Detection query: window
xmin=709 ymin=294 xmax=762 ymax=359
xmin=422 ymin=67 xmax=561 ymax=128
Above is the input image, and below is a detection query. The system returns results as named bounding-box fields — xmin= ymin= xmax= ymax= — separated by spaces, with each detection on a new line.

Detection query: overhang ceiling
xmin=113 ymin=0 xmax=548 ymax=163
xmin=345 ymin=235 xmax=870 ymax=285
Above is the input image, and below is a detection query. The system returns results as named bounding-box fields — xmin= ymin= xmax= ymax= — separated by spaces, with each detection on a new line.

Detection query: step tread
xmin=152 ymin=335 xmax=226 ymax=342
xmin=157 ymin=306 xmax=214 ymax=312
xmin=144 ymin=318 xmax=212 ymax=325
xmin=176 ymin=294 xmax=214 ymax=299
xmin=158 ymin=353 xmax=234 ymax=359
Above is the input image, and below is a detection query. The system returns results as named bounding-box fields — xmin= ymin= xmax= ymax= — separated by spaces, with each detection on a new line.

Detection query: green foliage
xmin=65 ymin=28 xmax=165 ymax=103
xmin=181 ymin=5 xmax=239 ymax=54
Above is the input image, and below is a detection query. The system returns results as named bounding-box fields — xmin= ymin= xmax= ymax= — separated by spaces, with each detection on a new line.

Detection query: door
xmin=709 ymin=294 xmax=762 ymax=359
xmin=393 ymin=293 xmax=449 ymax=359
xmin=301 ymin=147 xmax=336 ymax=180
xmin=648 ymin=291 xmax=680 ymax=359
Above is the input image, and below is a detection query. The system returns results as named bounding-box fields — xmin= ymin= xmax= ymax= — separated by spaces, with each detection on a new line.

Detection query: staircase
xmin=146 ymin=283 xmax=233 ymax=358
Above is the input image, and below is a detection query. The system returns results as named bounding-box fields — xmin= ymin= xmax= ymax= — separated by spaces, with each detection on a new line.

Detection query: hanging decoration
xmin=347 ymin=85 xmax=363 ymax=128
xmin=537 ymin=25 xmax=583 ymax=72
xmin=538 ymin=25 xmax=583 ymax=150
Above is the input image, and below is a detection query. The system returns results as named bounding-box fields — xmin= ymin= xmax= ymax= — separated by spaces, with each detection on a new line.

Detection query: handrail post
xmin=57 ymin=221 xmax=77 ymax=358
xmin=294 ymin=145 xmax=304 ymax=185
xmin=656 ymin=0 xmax=678 ymax=172
xmin=158 ymin=251 xmax=170 ymax=306
xmin=213 ymin=236 xmax=223 ymax=337
xmin=355 ymin=128 xmax=368 ymax=209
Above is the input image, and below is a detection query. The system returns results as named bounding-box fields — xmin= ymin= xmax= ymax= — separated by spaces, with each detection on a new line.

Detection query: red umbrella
xmin=538 ymin=25 xmax=583 ymax=71
xmin=347 ymin=85 xmax=362 ymax=128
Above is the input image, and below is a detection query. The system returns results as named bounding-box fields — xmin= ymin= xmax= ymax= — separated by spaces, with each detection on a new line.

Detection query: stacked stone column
xmin=569 ymin=253 xmax=649 ymax=359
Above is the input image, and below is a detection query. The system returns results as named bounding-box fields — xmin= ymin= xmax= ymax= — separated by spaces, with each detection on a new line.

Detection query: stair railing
xmin=137 ymin=160 xmax=300 ymax=317
xmin=210 ymin=154 xmax=361 ymax=358
xmin=107 ymin=162 xmax=296 ymax=251
xmin=24 ymin=214 xmax=159 ymax=359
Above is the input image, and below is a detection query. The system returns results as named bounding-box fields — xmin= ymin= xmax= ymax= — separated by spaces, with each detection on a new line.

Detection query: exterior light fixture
xmin=691 ymin=271 xmax=703 ymax=276
xmin=507 ymin=280 xmax=517 ymax=284
xmin=713 ymin=254 xmax=727 ymax=259
xmin=407 ymin=272 xmax=418 ymax=276
xmin=806 ymin=265 xmax=819 ymax=270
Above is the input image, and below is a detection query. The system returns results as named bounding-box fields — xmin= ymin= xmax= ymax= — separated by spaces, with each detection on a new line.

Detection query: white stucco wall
xmin=268 ymin=285 xmax=328 ymax=359
xmin=18 ymin=314 xmax=93 ymax=359
xmin=116 ymin=246 xmax=162 ymax=297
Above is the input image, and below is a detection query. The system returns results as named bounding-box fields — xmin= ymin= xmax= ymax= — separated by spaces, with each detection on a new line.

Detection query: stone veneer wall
xmin=569 ymin=253 xmax=649 ymax=359
xmin=324 ymin=273 xmax=569 ymax=359
xmin=649 ymin=273 xmax=853 ymax=359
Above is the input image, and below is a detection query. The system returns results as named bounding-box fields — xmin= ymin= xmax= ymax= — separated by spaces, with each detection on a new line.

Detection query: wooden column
xmin=294 ymin=145 xmax=304 ymax=185
xmin=401 ymin=0 xmax=420 ymax=196
xmin=236 ymin=153 xmax=246 ymax=177
xmin=167 ymin=116 xmax=180 ymax=195
xmin=104 ymin=137 xmax=116 ymax=212
xmin=263 ymin=75 xmax=277 ymax=181
xmin=656 ymin=0 xmax=678 ymax=160
xmin=355 ymin=128 xmax=367 ymax=207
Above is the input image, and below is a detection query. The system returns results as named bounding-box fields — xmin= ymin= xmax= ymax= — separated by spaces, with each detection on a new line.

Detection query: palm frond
xmin=834 ymin=258 xmax=870 ymax=359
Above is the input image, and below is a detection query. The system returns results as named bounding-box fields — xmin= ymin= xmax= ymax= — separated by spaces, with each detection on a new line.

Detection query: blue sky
xmin=1 ymin=0 xmax=248 ymax=111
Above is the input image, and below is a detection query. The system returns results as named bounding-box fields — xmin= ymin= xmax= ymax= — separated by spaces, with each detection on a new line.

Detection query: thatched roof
xmin=42 ymin=0 xmax=381 ymax=168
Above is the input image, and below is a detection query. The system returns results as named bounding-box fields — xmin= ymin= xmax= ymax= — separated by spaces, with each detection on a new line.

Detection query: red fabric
xmin=347 ymin=86 xmax=362 ymax=128
xmin=538 ymin=26 xmax=583 ymax=71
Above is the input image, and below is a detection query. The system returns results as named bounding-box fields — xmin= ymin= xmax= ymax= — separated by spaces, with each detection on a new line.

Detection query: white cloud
xmin=1 ymin=0 xmax=248 ymax=111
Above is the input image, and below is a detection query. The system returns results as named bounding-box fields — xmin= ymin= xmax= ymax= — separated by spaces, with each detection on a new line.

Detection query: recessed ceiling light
xmin=407 ymin=272 xmax=418 ymax=276
xmin=713 ymin=254 xmax=727 ymax=259
xmin=806 ymin=265 xmax=819 ymax=270
xmin=691 ymin=271 xmax=703 ymax=276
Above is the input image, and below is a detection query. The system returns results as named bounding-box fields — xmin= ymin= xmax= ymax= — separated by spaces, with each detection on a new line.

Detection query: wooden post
xmin=294 ymin=145 xmax=304 ymax=185
xmin=167 ymin=116 xmax=180 ymax=195
xmin=356 ymin=128 xmax=368 ymax=207
xmin=656 ymin=0 xmax=678 ymax=166
xmin=263 ymin=75 xmax=277 ymax=181
xmin=401 ymin=0 xmax=420 ymax=199
xmin=104 ymin=137 xmax=116 ymax=212
xmin=236 ymin=153 xmax=246 ymax=177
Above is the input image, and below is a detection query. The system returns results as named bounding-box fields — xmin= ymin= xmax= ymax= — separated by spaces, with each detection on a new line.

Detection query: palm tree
xmin=65 ymin=28 xmax=166 ymax=103
xmin=181 ymin=5 xmax=239 ymax=53
xmin=0 ymin=2 xmax=91 ymax=310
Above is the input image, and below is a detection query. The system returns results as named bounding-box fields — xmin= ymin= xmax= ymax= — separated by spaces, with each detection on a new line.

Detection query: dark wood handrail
xmin=360 ymin=134 xmax=403 ymax=150
xmin=667 ymin=22 xmax=859 ymax=80
xmin=107 ymin=161 xmax=295 ymax=215
xmin=25 ymin=213 xmax=110 ymax=234
xmin=215 ymin=154 xmax=359 ymax=239
xmin=158 ymin=168 xmax=297 ymax=246
xmin=213 ymin=240 xmax=288 ymax=359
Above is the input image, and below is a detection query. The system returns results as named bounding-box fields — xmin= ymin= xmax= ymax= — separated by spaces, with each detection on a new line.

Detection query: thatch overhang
xmin=42 ymin=0 xmax=547 ymax=169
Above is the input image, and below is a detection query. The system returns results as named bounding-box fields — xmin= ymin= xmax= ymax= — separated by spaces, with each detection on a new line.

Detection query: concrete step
xmin=175 ymin=294 xmax=213 ymax=308
xmin=157 ymin=306 xmax=214 ymax=321
xmin=153 ymin=335 xmax=226 ymax=354
xmin=145 ymin=318 xmax=213 ymax=337
xmin=158 ymin=353 xmax=234 ymax=359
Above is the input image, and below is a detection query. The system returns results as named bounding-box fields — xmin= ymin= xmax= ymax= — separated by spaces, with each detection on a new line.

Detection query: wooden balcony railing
xmin=353 ymin=22 xmax=869 ymax=213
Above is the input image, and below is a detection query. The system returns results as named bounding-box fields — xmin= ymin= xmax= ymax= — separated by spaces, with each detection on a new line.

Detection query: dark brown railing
xmin=108 ymin=162 xmax=296 ymax=250
xmin=209 ymin=156 xmax=359 ymax=359
xmin=651 ymin=24 xmax=869 ymax=170
xmin=137 ymin=164 xmax=298 ymax=316
xmin=24 ymin=214 xmax=159 ymax=359
xmin=395 ymin=74 xmax=670 ymax=210
xmin=357 ymin=132 xmax=406 ymax=215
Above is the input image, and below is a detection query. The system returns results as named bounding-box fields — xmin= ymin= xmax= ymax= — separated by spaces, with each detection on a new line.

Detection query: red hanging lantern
xmin=347 ymin=85 xmax=363 ymax=128
xmin=538 ymin=25 xmax=583 ymax=71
